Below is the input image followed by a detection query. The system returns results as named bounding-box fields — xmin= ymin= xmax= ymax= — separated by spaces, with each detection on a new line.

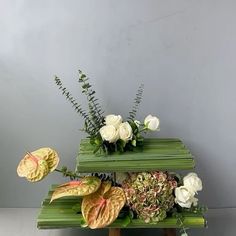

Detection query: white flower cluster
xmin=99 ymin=115 xmax=131 ymax=143
xmin=99 ymin=114 xmax=160 ymax=143
xmin=174 ymin=173 xmax=202 ymax=208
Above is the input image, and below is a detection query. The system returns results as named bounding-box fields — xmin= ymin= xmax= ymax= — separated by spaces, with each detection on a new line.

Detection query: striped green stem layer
xmin=76 ymin=138 xmax=195 ymax=172
xmin=37 ymin=185 xmax=206 ymax=229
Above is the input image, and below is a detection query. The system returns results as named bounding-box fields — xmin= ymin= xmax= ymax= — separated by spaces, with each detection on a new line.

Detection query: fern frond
xmin=127 ymin=84 xmax=144 ymax=121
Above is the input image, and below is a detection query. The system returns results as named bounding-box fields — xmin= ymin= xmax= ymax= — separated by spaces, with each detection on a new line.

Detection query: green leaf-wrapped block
xmin=37 ymin=185 xmax=206 ymax=229
xmin=76 ymin=138 xmax=195 ymax=172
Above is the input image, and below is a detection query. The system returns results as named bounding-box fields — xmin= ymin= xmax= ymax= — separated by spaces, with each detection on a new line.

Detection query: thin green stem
xmin=138 ymin=127 xmax=148 ymax=133
xmin=55 ymin=167 xmax=81 ymax=180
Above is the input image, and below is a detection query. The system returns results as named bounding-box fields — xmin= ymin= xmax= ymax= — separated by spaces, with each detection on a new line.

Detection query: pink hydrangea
xmin=122 ymin=171 xmax=177 ymax=223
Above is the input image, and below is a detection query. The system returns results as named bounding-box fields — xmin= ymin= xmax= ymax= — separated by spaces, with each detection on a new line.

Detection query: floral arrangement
xmin=54 ymin=70 xmax=160 ymax=154
xmin=17 ymin=70 xmax=206 ymax=236
xmin=17 ymin=148 xmax=204 ymax=235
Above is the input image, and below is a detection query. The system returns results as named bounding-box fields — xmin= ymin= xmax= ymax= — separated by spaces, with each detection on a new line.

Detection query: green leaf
xmin=72 ymin=203 xmax=81 ymax=213
xmin=128 ymin=120 xmax=138 ymax=132
xmin=80 ymin=219 xmax=88 ymax=228
xmin=93 ymin=145 xmax=101 ymax=154
xmin=80 ymin=74 xmax=86 ymax=79
xmin=127 ymin=84 xmax=144 ymax=120
xmin=128 ymin=210 xmax=134 ymax=219
xmin=120 ymin=215 xmax=131 ymax=227
xmin=54 ymin=71 xmax=105 ymax=137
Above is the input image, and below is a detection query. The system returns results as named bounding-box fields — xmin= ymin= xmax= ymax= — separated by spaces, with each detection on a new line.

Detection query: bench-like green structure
xmin=37 ymin=185 xmax=206 ymax=230
xmin=76 ymin=138 xmax=195 ymax=172
xmin=37 ymin=138 xmax=206 ymax=236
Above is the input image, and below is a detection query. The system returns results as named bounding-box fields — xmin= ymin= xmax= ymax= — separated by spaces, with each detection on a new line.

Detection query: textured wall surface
xmin=0 ymin=0 xmax=236 ymax=211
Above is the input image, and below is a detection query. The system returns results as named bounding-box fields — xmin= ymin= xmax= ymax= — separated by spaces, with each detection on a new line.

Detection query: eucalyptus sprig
xmin=55 ymin=166 xmax=81 ymax=180
xmin=54 ymin=76 xmax=94 ymax=135
xmin=54 ymin=70 xmax=105 ymax=137
xmin=78 ymin=70 xmax=104 ymax=135
xmin=127 ymin=84 xmax=144 ymax=121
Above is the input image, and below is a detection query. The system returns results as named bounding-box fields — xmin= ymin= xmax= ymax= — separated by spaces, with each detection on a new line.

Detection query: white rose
xmin=175 ymin=186 xmax=195 ymax=208
xmin=144 ymin=115 xmax=160 ymax=131
xmin=183 ymin=172 xmax=202 ymax=193
xmin=118 ymin=122 xmax=133 ymax=142
xmin=105 ymin=114 xmax=122 ymax=128
xmin=99 ymin=125 xmax=119 ymax=143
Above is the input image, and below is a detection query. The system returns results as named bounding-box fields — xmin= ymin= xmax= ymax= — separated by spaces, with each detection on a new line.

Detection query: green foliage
xmin=172 ymin=211 xmax=189 ymax=236
xmin=186 ymin=205 xmax=208 ymax=214
xmin=116 ymin=206 xmax=133 ymax=227
xmin=54 ymin=70 xmax=104 ymax=137
xmin=128 ymin=120 xmax=144 ymax=148
xmin=128 ymin=84 xmax=144 ymax=121
xmin=78 ymin=70 xmax=104 ymax=135
xmin=55 ymin=166 xmax=81 ymax=180
xmin=54 ymin=76 xmax=90 ymax=129
xmin=171 ymin=204 xmax=207 ymax=235
xmin=72 ymin=203 xmax=81 ymax=213
xmin=119 ymin=215 xmax=131 ymax=227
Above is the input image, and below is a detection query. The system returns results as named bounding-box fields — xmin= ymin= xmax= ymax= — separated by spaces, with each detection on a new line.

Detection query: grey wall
xmin=0 ymin=0 xmax=236 ymax=211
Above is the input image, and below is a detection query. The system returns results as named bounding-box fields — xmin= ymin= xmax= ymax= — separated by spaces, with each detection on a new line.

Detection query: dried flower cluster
xmin=122 ymin=171 xmax=177 ymax=223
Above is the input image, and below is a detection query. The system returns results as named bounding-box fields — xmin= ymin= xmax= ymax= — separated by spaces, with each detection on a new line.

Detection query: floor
xmin=0 ymin=208 xmax=235 ymax=236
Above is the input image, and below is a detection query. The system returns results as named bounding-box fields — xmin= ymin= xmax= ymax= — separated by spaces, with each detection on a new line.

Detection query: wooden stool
xmin=109 ymin=228 xmax=176 ymax=236
xmin=109 ymin=228 xmax=121 ymax=236
xmin=163 ymin=228 xmax=176 ymax=236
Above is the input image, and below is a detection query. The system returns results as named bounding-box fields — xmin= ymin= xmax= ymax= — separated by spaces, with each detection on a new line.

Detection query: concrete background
xmin=0 ymin=0 xmax=236 ymax=234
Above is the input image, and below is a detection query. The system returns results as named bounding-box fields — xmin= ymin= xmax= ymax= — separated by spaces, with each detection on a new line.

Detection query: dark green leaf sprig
xmin=78 ymin=70 xmax=104 ymax=135
xmin=54 ymin=71 xmax=105 ymax=137
xmin=171 ymin=204 xmax=208 ymax=236
xmin=128 ymin=84 xmax=144 ymax=121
